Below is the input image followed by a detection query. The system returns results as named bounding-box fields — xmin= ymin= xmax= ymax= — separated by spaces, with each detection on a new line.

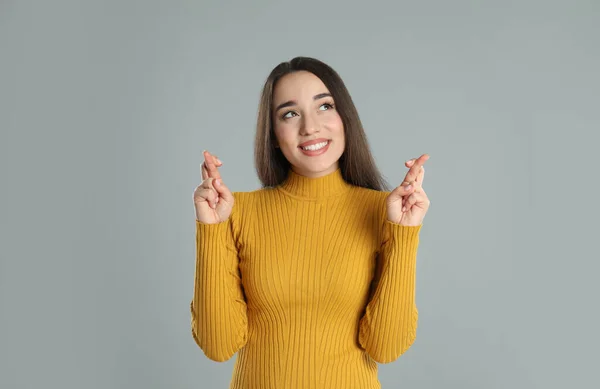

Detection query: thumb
xmin=213 ymin=178 xmax=234 ymax=203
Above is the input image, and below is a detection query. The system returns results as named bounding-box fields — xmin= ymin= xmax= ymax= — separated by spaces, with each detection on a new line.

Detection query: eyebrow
xmin=274 ymin=93 xmax=332 ymax=112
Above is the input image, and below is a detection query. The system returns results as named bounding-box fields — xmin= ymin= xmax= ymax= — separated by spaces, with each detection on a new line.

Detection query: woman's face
xmin=272 ymin=71 xmax=345 ymax=178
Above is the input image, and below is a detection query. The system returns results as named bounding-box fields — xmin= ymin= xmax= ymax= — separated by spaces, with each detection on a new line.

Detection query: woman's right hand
xmin=193 ymin=150 xmax=234 ymax=224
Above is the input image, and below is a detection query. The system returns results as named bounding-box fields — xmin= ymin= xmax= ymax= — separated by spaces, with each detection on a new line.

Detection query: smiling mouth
xmin=299 ymin=140 xmax=329 ymax=151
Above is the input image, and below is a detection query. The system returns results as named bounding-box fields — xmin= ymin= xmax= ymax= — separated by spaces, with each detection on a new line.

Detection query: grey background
xmin=1 ymin=0 xmax=599 ymax=388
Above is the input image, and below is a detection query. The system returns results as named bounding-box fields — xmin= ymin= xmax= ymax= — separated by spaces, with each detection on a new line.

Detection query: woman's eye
xmin=283 ymin=111 xmax=297 ymax=119
xmin=319 ymin=103 xmax=333 ymax=111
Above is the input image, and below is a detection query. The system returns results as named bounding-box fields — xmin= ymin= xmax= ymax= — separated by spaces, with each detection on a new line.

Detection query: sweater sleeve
xmin=358 ymin=219 xmax=422 ymax=363
xmin=190 ymin=213 xmax=248 ymax=362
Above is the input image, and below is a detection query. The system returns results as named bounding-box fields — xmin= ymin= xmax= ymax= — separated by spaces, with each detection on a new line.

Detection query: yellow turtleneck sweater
xmin=191 ymin=168 xmax=422 ymax=389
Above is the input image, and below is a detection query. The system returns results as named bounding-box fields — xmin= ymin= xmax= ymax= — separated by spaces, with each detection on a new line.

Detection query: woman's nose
xmin=300 ymin=113 xmax=319 ymax=135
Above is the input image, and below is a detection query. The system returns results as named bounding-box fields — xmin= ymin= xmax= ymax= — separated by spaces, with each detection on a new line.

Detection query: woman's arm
xmin=358 ymin=219 xmax=421 ymax=363
xmin=191 ymin=200 xmax=248 ymax=362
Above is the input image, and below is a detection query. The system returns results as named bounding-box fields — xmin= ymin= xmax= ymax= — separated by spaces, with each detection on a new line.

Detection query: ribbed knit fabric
xmin=191 ymin=168 xmax=422 ymax=389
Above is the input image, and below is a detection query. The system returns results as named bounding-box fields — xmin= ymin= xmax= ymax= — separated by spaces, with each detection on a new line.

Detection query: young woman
xmin=191 ymin=56 xmax=430 ymax=389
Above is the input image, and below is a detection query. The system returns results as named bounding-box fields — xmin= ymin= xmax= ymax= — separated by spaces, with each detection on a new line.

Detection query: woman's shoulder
xmin=350 ymin=185 xmax=393 ymax=218
xmin=231 ymin=187 xmax=276 ymax=200
xmin=229 ymin=187 xmax=278 ymax=210
xmin=350 ymin=185 xmax=391 ymax=203
xmin=227 ymin=188 xmax=279 ymax=228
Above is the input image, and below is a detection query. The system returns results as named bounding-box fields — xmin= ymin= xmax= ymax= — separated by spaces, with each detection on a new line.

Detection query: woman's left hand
xmin=386 ymin=154 xmax=431 ymax=226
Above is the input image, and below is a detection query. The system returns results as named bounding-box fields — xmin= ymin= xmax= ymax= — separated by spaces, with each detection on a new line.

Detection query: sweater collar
xmin=278 ymin=168 xmax=352 ymax=199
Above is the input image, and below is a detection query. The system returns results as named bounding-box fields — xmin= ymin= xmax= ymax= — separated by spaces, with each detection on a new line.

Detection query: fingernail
xmin=214 ymin=179 xmax=221 ymax=186
xmin=405 ymin=184 xmax=412 ymax=190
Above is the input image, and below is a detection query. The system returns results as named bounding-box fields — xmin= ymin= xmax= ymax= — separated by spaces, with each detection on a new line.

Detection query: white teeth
xmin=301 ymin=141 xmax=328 ymax=151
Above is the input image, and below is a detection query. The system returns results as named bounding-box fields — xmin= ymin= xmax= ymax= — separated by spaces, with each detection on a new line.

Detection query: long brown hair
xmin=254 ymin=56 xmax=390 ymax=191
